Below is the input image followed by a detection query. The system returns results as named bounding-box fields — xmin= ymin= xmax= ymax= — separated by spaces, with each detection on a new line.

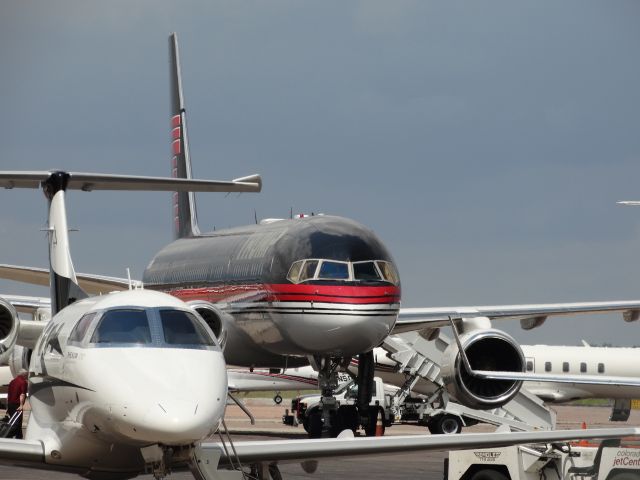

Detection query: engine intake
xmin=0 ymin=298 xmax=18 ymax=364
xmin=186 ymin=301 xmax=228 ymax=350
xmin=441 ymin=328 xmax=525 ymax=410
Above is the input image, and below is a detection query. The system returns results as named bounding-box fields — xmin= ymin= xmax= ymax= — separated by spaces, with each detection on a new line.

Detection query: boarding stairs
xmin=381 ymin=330 xmax=556 ymax=431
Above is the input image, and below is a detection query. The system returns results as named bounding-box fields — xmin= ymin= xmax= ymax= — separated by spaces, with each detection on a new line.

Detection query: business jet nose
xmin=128 ymin=397 xmax=224 ymax=445
xmin=91 ymin=349 xmax=228 ymax=445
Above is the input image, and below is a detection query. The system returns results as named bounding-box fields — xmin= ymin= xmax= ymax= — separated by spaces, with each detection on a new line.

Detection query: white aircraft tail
xmin=42 ymin=172 xmax=88 ymax=314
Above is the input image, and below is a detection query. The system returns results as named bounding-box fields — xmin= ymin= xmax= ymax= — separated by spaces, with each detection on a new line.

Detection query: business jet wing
xmin=394 ymin=301 xmax=640 ymax=334
xmin=0 ymin=264 xmax=131 ymax=294
xmin=199 ymin=427 xmax=639 ymax=469
xmin=0 ymin=428 xmax=638 ymax=475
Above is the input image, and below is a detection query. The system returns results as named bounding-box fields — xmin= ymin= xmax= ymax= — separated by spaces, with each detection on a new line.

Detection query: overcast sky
xmin=1 ymin=1 xmax=640 ymax=345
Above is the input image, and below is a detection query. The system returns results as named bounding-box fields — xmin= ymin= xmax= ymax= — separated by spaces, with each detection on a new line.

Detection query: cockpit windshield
xmin=75 ymin=307 xmax=218 ymax=350
xmin=91 ymin=309 xmax=152 ymax=344
xmin=287 ymin=259 xmax=399 ymax=285
xmin=160 ymin=309 xmax=215 ymax=346
xmin=317 ymin=261 xmax=349 ymax=280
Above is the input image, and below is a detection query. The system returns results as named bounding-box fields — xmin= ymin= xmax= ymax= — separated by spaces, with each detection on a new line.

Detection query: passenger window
xmin=317 ymin=261 xmax=349 ymax=280
xmin=376 ymin=261 xmax=399 ymax=285
xmin=160 ymin=309 xmax=215 ymax=346
xmin=287 ymin=261 xmax=304 ymax=283
xmin=69 ymin=312 xmax=97 ymax=343
xmin=598 ymin=363 xmax=605 ymax=374
xmin=526 ymin=360 xmax=534 ymax=372
xmin=562 ymin=362 xmax=569 ymax=373
xmin=353 ymin=262 xmax=382 ymax=281
xmin=91 ymin=310 xmax=151 ymax=344
xmin=580 ymin=362 xmax=587 ymax=373
xmin=299 ymin=260 xmax=318 ymax=282
xmin=545 ymin=361 xmax=552 ymax=372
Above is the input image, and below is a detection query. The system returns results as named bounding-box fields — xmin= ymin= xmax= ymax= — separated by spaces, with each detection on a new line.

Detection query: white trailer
xmin=446 ymin=439 xmax=640 ymax=480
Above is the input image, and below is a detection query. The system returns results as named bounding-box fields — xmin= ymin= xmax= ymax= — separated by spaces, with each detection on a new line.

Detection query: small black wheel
xmin=273 ymin=394 xmax=283 ymax=405
xmin=303 ymin=408 xmax=323 ymax=438
xmin=268 ymin=464 xmax=282 ymax=480
xmin=470 ymin=468 xmax=509 ymax=480
xmin=331 ymin=405 xmax=359 ymax=437
xmin=428 ymin=414 xmax=463 ymax=435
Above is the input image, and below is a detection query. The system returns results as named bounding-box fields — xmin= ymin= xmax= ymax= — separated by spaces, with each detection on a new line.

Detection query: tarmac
xmin=0 ymin=400 xmax=638 ymax=479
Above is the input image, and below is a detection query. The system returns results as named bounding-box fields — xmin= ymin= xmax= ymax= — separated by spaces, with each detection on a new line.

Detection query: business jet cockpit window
xmin=91 ymin=309 xmax=152 ymax=345
xmin=159 ymin=309 xmax=215 ymax=346
xmin=287 ymin=259 xmax=399 ymax=285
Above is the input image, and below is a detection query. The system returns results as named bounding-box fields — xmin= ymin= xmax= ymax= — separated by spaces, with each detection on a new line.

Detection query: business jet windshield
xmin=68 ymin=307 xmax=219 ymax=349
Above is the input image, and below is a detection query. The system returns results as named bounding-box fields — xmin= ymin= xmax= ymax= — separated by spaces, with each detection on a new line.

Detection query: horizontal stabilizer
xmin=0 ymin=264 xmax=132 ymax=294
xmin=0 ymin=171 xmax=261 ymax=193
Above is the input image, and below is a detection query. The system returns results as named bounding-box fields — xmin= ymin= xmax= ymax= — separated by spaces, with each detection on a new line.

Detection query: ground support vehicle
xmin=446 ymin=439 xmax=640 ymax=480
xmin=283 ymin=377 xmax=544 ymax=436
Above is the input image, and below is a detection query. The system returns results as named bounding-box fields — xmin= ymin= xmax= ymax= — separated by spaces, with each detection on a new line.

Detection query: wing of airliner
xmin=3 ymin=263 xmax=640 ymax=334
xmin=394 ymin=301 xmax=640 ymax=334
xmin=0 ymin=427 xmax=638 ymax=476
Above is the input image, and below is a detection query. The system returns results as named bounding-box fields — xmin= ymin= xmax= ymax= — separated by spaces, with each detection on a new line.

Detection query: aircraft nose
xmin=132 ymin=398 xmax=223 ymax=444
xmin=91 ymin=349 xmax=228 ymax=445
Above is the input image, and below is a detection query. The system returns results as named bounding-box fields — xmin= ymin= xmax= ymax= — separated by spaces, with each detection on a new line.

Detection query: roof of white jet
xmin=59 ymin=289 xmax=188 ymax=317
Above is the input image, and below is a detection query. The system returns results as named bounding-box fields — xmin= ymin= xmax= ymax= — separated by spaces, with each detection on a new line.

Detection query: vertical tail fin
xmin=170 ymin=32 xmax=201 ymax=239
xmin=41 ymin=172 xmax=88 ymax=315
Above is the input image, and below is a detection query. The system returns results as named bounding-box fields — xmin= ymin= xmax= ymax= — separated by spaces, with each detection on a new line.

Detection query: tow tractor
xmin=445 ymin=437 xmax=640 ymax=480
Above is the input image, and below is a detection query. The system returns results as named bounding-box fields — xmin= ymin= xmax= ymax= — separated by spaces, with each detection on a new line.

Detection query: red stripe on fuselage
xmin=170 ymin=284 xmax=400 ymax=305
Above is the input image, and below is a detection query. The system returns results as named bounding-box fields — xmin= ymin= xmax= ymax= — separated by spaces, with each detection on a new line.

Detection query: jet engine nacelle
xmin=441 ymin=328 xmax=525 ymax=410
xmin=8 ymin=345 xmax=31 ymax=377
xmin=186 ymin=300 xmax=229 ymax=350
xmin=0 ymin=298 xmax=18 ymax=365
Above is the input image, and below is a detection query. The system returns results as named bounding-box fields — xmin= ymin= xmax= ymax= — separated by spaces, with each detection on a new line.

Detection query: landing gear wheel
xmin=267 ymin=464 xmax=282 ymax=480
xmin=273 ymin=394 xmax=283 ymax=405
xmin=331 ymin=405 xmax=359 ymax=437
xmin=364 ymin=407 xmax=386 ymax=437
xmin=469 ymin=468 xmax=508 ymax=480
xmin=250 ymin=463 xmax=283 ymax=480
xmin=428 ymin=414 xmax=462 ymax=435
xmin=303 ymin=408 xmax=323 ymax=438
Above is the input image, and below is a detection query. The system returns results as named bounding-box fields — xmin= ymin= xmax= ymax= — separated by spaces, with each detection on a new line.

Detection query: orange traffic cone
xmin=375 ymin=410 xmax=384 ymax=437
xmin=578 ymin=421 xmax=589 ymax=446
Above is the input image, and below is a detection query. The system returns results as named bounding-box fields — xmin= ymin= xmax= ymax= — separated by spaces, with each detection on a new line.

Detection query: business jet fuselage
xmin=522 ymin=344 xmax=640 ymax=402
xmin=27 ymin=289 xmax=227 ymax=475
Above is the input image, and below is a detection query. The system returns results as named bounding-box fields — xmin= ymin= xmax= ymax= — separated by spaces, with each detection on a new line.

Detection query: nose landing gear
xmin=310 ymin=351 xmax=376 ymax=438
